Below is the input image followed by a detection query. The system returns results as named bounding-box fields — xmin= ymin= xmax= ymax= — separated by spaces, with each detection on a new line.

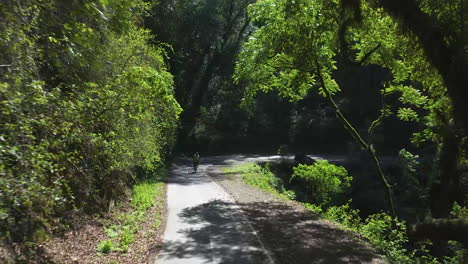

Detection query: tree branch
xmin=315 ymin=60 xmax=395 ymax=216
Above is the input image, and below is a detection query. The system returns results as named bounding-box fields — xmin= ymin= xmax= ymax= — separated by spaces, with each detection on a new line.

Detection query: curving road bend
xmin=155 ymin=156 xmax=279 ymax=264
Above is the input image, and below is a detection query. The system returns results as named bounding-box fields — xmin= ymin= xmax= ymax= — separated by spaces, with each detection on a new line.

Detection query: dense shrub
xmin=0 ymin=0 xmax=180 ymax=242
xmin=361 ymin=213 xmax=412 ymax=263
xmin=291 ymin=161 xmax=352 ymax=205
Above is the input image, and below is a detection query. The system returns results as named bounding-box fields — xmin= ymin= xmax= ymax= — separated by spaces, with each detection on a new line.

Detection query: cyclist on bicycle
xmin=192 ymin=152 xmax=200 ymax=173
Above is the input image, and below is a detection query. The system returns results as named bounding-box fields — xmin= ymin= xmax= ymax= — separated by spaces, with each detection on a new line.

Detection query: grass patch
xmin=222 ymin=162 xmax=296 ymax=200
xmin=96 ymin=173 xmax=165 ymax=254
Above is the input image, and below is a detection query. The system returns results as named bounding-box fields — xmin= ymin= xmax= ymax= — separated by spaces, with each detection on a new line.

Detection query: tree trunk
xmin=430 ymin=132 xmax=461 ymax=219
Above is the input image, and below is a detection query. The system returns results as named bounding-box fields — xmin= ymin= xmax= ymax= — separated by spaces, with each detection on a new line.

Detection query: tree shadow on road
xmin=157 ymin=199 xmax=269 ymax=264
xmin=157 ymin=199 xmax=383 ymax=264
xmin=167 ymin=163 xmax=213 ymax=186
xmin=239 ymin=201 xmax=384 ymax=264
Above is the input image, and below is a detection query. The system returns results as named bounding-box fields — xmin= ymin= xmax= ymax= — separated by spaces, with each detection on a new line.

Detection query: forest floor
xmin=204 ymin=155 xmax=386 ymax=264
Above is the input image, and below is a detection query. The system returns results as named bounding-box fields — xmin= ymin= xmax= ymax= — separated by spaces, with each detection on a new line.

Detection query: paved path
xmin=155 ymin=158 xmax=274 ymax=264
xmin=155 ymin=154 xmax=389 ymax=264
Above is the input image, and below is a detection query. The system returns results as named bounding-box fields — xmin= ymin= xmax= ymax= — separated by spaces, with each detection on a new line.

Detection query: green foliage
xmin=447 ymin=202 xmax=468 ymax=263
xmin=97 ymin=175 xmax=164 ymax=253
xmin=131 ymin=179 xmax=160 ymax=210
xmin=361 ymin=213 xmax=412 ymax=263
xmin=399 ymin=149 xmax=420 ymax=177
xmin=239 ymin=161 xmax=429 ymax=263
xmin=307 ymin=202 xmax=440 ymax=263
xmin=292 ymin=161 xmax=352 ymax=205
xmin=0 ymin=0 xmax=180 ymax=242
xmin=451 ymin=202 xmax=468 ymax=219
xmin=354 ymin=2 xmax=456 ymax=148
xmin=225 ymin=163 xmax=282 ymax=193
xmin=323 ymin=202 xmax=362 ymax=231
xmin=234 ymin=0 xmax=342 ymax=108
xmin=223 ymin=163 xmax=295 ymax=200
xmin=303 ymin=203 xmax=323 ymax=214
xmin=281 ymin=189 xmax=297 ymax=200
xmin=233 ymin=1 xmax=465 ymax=260
xmin=397 ymin=108 xmax=420 ymax=122
xmin=147 ymin=0 xmax=254 ymax=151
xmin=120 ymin=226 xmax=136 ymax=248
xmin=231 ymin=160 xmax=442 ymax=263
xmin=396 ymin=148 xmax=430 ymax=206
xmin=234 ymin=0 xmax=455 ymax=150
xmin=97 ymin=239 xmax=113 ymax=254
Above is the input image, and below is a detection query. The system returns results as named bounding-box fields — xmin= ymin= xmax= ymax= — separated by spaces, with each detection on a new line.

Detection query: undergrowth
xmin=226 ymin=162 xmax=465 ymax=264
xmin=222 ymin=163 xmax=295 ymax=200
xmin=96 ymin=172 xmax=165 ymax=254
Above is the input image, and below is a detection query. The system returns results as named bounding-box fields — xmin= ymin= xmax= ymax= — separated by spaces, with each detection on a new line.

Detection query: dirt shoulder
xmin=206 ymin=164 xmax=386 ymax=264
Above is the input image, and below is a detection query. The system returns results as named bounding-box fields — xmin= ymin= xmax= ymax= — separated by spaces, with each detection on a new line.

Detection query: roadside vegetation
xmin=223 ymin=163 xmax=296 ymax=200
xmin=0 ymin=0 xmax=178 ymax=261
xmin=97 ymin=172 xmax=165 ymax=254
xmin=226 ymin=161 xmax=467 ymax=263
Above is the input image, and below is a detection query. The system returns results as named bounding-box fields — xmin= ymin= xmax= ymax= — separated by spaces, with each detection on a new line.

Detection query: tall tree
xmin=146 ymin=0 xmax=254 ymax=148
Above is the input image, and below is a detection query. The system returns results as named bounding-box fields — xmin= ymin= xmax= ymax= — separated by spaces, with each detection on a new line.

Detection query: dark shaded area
xmin=240 ymin=201 xmax=381 ymax=264
xmin=160 ymin=198 xmax=381 ymax=264
xmin=146 ymin=1 xmax=417 ymax=156
xmin=410 ymin=218 xmax=468 ymax=245
xmin=180 ymin=64 xmax=417 ymax=156
xmin=166 ymin=162 xmax=213 ymax=186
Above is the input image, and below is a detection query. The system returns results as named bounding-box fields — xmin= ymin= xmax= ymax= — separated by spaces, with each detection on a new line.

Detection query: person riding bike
xmin=192 ymin=152 xmax=200 ymax=173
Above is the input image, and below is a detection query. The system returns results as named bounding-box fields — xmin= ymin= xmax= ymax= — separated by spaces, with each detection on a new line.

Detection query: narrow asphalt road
xmin=155 ymin=156 xmax=278 ymax=264
xmin=154 ymin=154 xmax=389 ymax=264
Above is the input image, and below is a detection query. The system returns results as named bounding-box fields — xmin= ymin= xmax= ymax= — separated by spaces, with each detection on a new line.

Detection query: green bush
xmin=361 ymin=213 xmax=412 ymax=263
xmin=292 ymin=161 xmax=352 ymax=205
xmin=451 ymin=202 xmax=468 ymax=218
xmin=230 ymin=160 xmax=443 ymax=263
